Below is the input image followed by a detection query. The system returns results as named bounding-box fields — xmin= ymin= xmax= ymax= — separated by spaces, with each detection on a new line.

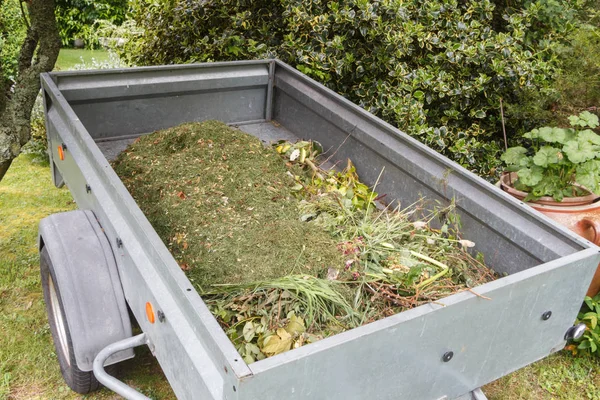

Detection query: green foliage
xmin=573 ymin=294 xmax=600 ymax=355
xmin=505 ymin=3 xmax=600 ymax=131
xmin=501 ymin=111 xmax=600 ymax=201
xmin=55 ymin=0 xmax=128 ymax=48
xmin=0 ymin=0 xmax=27 ymax=84
xmin=121 ymin=0 xmax=587 ymax=179
xmin=554 ymin=22 xmax=600 ymax=115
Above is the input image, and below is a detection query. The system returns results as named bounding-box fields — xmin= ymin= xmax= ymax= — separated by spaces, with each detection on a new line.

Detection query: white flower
xmin=426 ymin=238 xmax=435 ymax=245
xmin=413 ymin=221 xmax=427 ymax=230
xmin=459 ymin=239 xmax=475 ymax=248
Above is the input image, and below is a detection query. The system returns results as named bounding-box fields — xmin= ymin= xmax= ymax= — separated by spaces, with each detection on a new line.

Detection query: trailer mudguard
xmin=38 ymin=210 xmax=134 ymax=371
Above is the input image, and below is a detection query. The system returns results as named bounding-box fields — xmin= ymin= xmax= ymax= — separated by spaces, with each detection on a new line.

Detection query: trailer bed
xmin=41 ymin=60 xmax=600 ymax=400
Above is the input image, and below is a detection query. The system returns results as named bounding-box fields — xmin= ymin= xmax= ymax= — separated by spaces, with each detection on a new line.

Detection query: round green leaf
xmin=501 ymin=146 xmax=528 ymax=166
xmin=517 ymin=166 xmax=544 ymax=186
xmin=533 ymin=146 xmax=560 ymax=167
xmin=564 ymin=139 xmax=597 ymax=164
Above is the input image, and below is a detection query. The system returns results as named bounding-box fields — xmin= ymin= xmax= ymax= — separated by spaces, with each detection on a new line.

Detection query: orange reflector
xmin=145 ymin=302 xmax=155 ymax=324
xmin=57 ymin=145 xmax=64 ymax=161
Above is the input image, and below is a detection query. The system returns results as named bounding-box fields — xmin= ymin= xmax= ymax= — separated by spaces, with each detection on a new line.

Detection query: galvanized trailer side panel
xmin=53 ymin=62 xmax=270 ymax=140
xmin=243 ymin=249 xmax=599 ymax=400
xmin=271 ymin=62 xmax=587 ymax=274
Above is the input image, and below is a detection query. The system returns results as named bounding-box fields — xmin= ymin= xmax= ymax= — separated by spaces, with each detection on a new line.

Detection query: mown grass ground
xmin=54 ymin=49 xmax=111 ymax=71
xmin=1 ymin=49 xmax=599 ymax=400
xmin=0 ymin=155 xmax=173 ymax=400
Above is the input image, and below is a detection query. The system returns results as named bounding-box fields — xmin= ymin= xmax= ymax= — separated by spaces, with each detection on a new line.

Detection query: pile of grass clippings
xmin=113 ymin=120 xmax=497 ymax=363
xmin=112 ymin=121 xmax=346 ymax=290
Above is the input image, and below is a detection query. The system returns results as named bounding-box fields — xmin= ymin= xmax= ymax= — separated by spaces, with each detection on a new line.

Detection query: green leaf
xmin=531 ymin=177 xmax=564 ymax=201
xmin=523 ymin=129 xmax=539 ymax=139
xmin=578 ymin=129 xmax=600 ymax=145
xmin=243 ymin=321 xmax=256 ymax=342
xmin=413 ymin=90 xmax=424 ymax=100
xmin=537 ymin=127 xmax=554 ymax=142
xmin=245 ymin=342 xmax=261 ymax=356
xmin=569 ymin=111 xmax=600 ymax=128
xmin=563 ymin=139 xmax=597 ymax=163
xmin=501 ymin=146 xmax=528 ymax=165
xmin=576 ymin=160 xmax=600 ymax=193
xmin=533 ymin=146 xmax=560 ymax=167
xmin=517 ymin=166 xmax=544 ymax=186
xmin=473 ymin=110 xmax=486 ymax=119
xmin=580 ymin=111 xmax=600 ymax=128
xmin=583 ymin=312 xmax=598 ymax=329
xmin=538 ymin=127 xmax=573 ymax=144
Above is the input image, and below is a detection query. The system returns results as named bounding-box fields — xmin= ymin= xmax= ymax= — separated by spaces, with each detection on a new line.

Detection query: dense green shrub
xmin=122 ymin=0 xmax=587 ymax=178
xmin=55 ymin=0 xmax=128 ymax=48
xmin=0 ymin=0 xmax=27 ymax=85
xmin=554 ymin=26 xmax=600 ymax=114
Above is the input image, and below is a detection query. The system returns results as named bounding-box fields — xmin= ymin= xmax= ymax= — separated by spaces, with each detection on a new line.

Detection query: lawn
xmin=1 ymin=50 xmax=599 ymax=400
xmin=54 ymin=49 xmax=112 ymax=71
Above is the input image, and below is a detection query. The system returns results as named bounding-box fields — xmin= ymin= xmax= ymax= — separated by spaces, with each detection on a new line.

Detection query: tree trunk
xmin=0 ymin=1 xmax=60 ymax=182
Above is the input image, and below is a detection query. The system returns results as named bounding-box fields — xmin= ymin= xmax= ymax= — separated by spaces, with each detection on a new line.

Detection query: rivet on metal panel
xmin=116 ymin=237 xmax=123 ymax=248
xmin=542 ymin=311 xmax=552 ymax=320
xmin=442 ymin=351 xmax=454 ymax=362
xmin=85 ymin=184 xmax=91 ymax=193
xmin=157 ymin=310 xmax=165 ymax=323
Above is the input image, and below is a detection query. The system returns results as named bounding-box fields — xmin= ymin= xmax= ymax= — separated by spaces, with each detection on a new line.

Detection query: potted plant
xmin=500 ymin=111 xmax=600 ymax=296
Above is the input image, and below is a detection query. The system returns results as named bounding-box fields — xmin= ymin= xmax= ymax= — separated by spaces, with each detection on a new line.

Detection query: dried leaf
xmin=177 ymin=191 xmax=186 ymax=200
xmin=261 ymin=329 xmax=293 ymax=355
xmin=326 ymin=267 xmax=339 ymax=280
xmin=285 ymin=314 xmax=306 ymax=336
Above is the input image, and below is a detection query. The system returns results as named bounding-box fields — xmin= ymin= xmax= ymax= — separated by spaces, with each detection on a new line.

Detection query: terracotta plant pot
xmin=500 ymin=173 xmax=600 ymax=297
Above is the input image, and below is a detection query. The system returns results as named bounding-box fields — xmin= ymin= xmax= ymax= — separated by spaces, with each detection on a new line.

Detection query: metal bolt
xmin=85 ymin=184 xmax=91 ymax=193
xmin=565 ymin=323 xmax=587 ymax=341
xmin=442 ymin=351 xmax=454 ymax=362
xmin=157 ymin=310 xmax=165 ymax=323
xmin=116 ymin=237 xmax=123 ymax=248
xmin=542 ymin=311 xmax=552 ymax=321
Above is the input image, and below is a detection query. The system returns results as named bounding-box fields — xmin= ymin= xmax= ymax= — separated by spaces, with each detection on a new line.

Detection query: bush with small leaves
xmin=121 ymin=0 xmax=587 ymax=178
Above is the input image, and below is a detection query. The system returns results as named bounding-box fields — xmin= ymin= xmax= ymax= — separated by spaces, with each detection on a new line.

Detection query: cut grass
xmin=112 ymin=121 xmax=346 ymax=290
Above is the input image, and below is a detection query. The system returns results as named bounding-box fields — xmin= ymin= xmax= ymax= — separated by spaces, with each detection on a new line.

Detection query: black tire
xmin=40 ymin=247 xmax=116 ymax=394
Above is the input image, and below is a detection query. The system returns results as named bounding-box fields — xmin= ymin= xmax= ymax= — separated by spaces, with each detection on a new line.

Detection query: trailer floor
xmin=95 ymin=120 xmax=301 ymax=161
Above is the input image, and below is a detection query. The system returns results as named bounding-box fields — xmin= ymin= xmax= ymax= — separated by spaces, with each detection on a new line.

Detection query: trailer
xmin=39 ymin=60 xmax=599 ymax=400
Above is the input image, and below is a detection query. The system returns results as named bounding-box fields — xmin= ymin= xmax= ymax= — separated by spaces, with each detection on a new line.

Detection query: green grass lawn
xmin=1 ymin=49 xmax=599 ymax=399
xmin=55 ymin=49 xmax=112 ymax=71
xmin=0 ymin=154 xmax=173 ymax=399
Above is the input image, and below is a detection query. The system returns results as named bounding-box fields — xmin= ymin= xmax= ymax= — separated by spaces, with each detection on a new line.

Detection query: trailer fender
xmin=38 ymin=210 xmax=133 ymax=371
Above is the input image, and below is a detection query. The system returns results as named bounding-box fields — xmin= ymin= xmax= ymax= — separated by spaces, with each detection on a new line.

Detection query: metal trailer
xmin=38 ymin=59 xmax=599 ymax=400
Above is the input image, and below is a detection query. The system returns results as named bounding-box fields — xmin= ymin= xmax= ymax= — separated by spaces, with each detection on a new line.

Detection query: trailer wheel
xmin=40 ymin=247 xmax=115 ymax=393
